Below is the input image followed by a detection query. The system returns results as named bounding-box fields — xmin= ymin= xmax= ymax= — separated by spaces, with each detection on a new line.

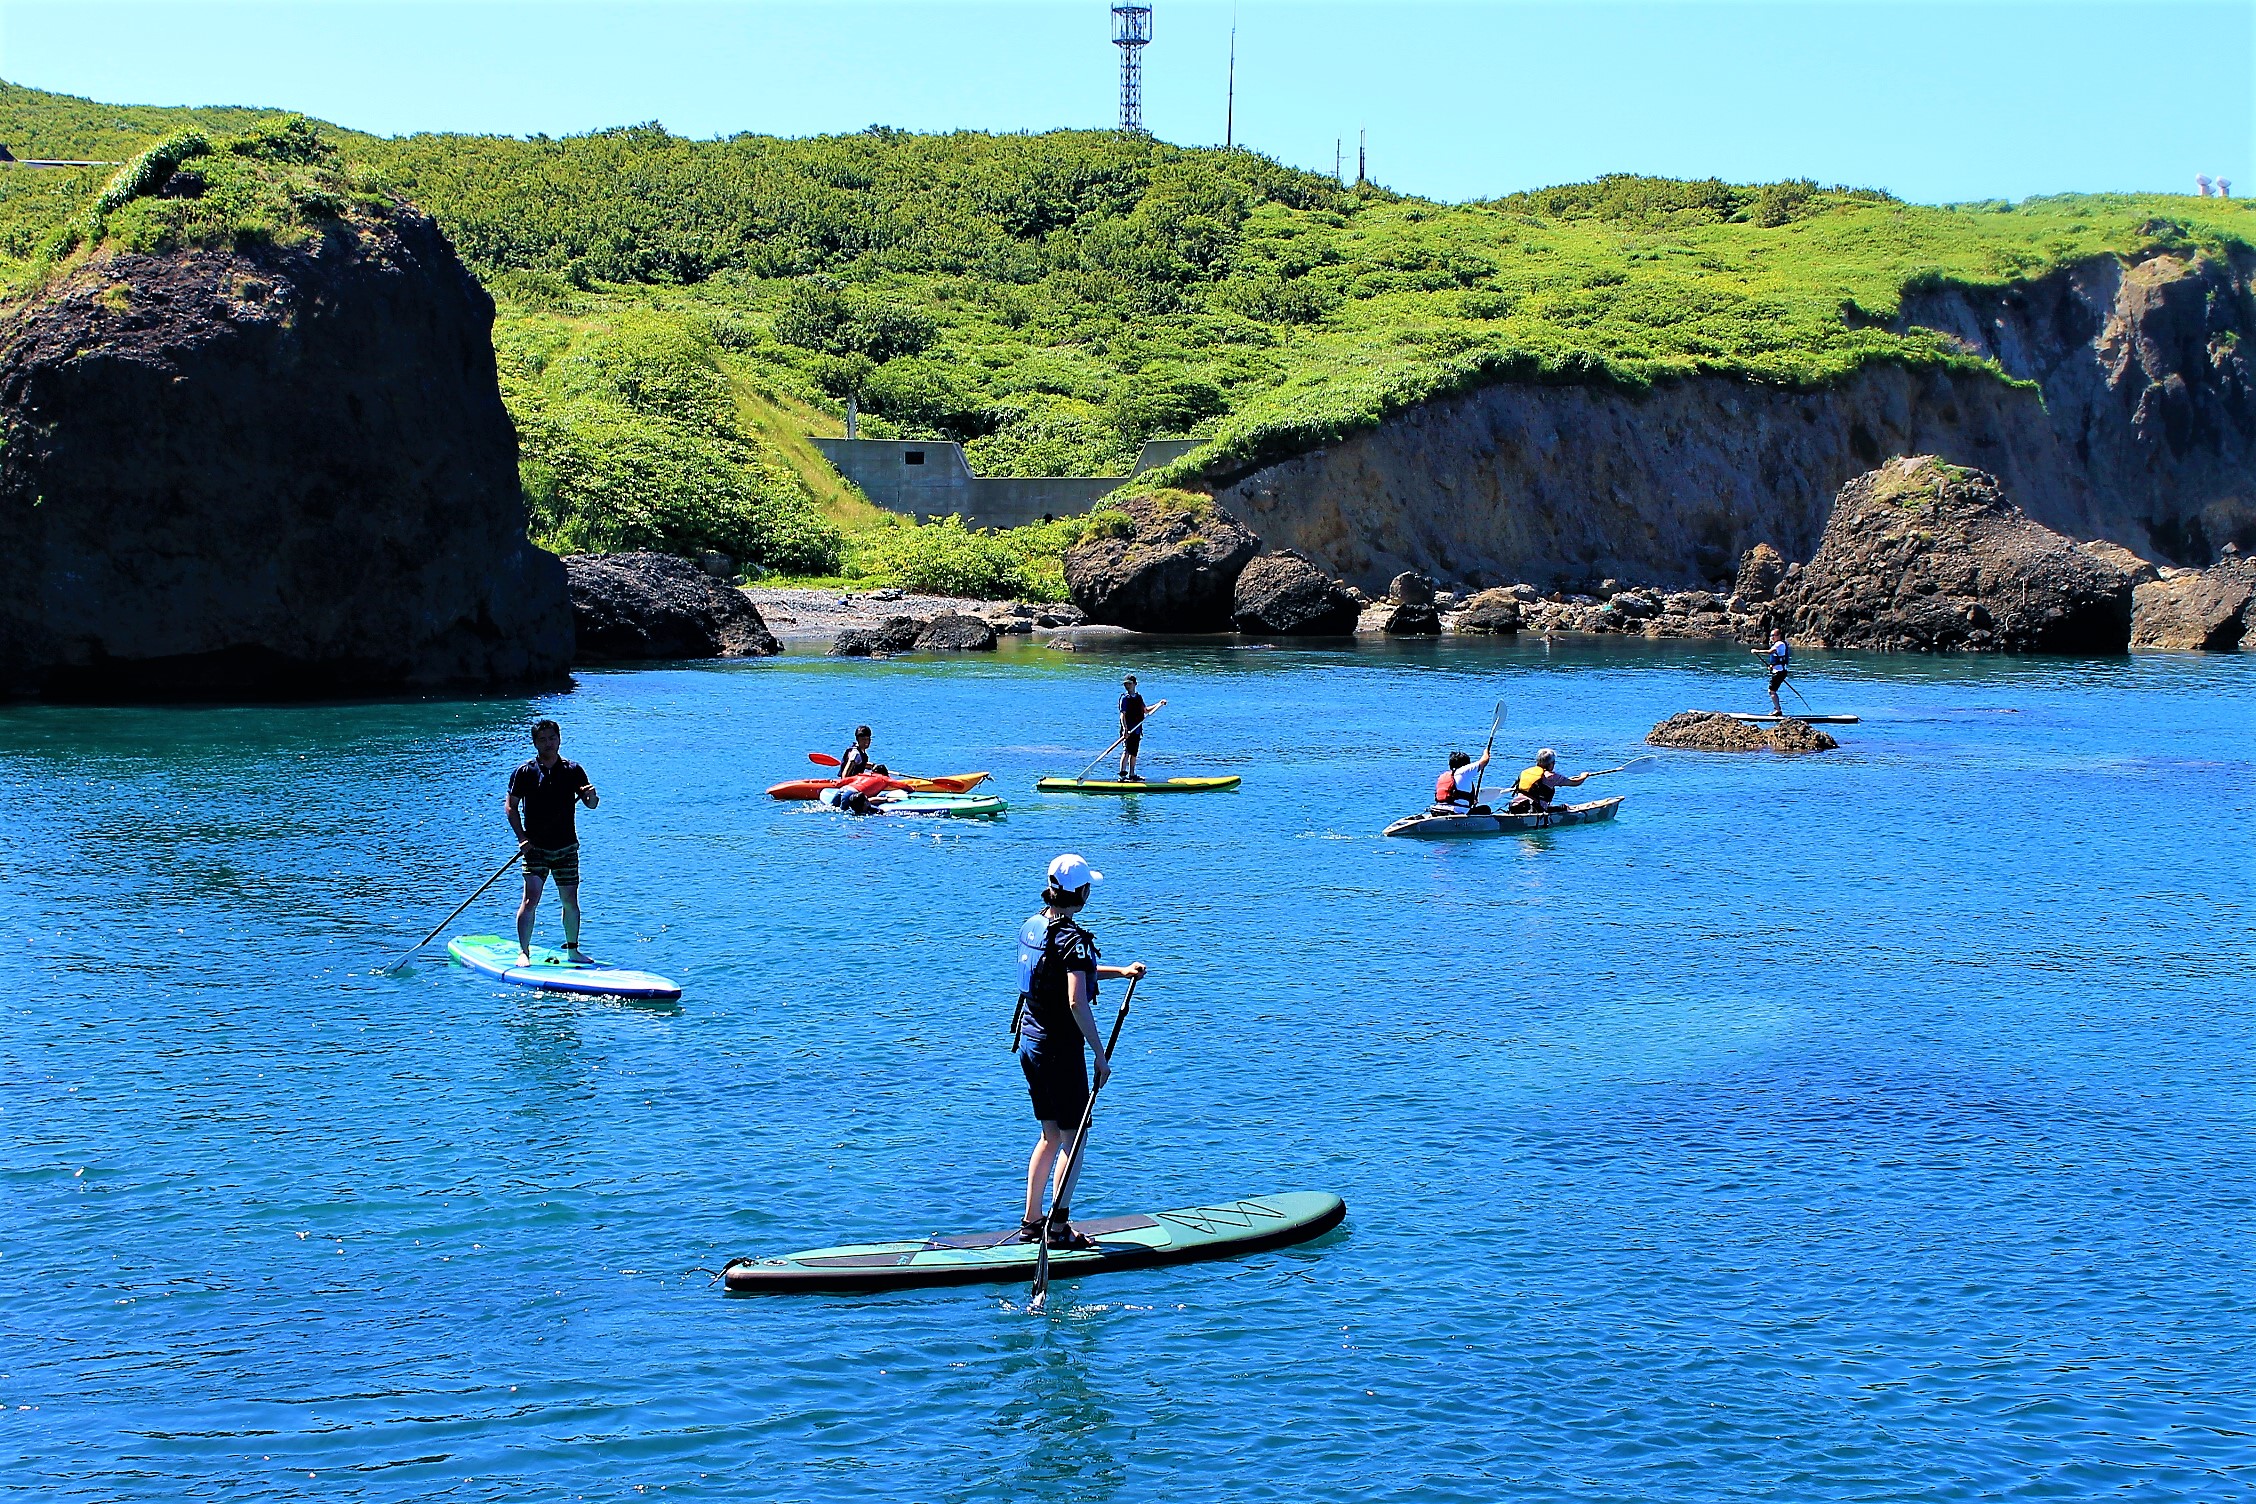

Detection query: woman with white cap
xmin=1013 ymin=852 xmax=1147 ymax=1248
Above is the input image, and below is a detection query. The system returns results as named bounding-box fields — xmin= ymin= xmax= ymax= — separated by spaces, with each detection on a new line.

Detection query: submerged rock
xmin=2130 ymin=556 xmax=2255 ymax=650
xmin=1232 ymin=549 xmax=1361 ymax=635
xmin=0 ymin=201 xmax=571 ymax=697
xmin=566 ymin=553 xmax=780 ymax=660
xmin=1063 ymin=491 xmax=1261 ymax=633
xmin=1777 ymin=457 xmax=2137 ymax=653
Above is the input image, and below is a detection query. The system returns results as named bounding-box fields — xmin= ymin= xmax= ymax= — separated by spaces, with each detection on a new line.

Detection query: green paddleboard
xmin=1035 ymin=775 xmax=1241 ymax=794
xmin=723 ymin=1190 xmax=1345 ymax=1294
xmin=447 ymin=935 xmax=682 ymax=1000
xmin=876 ymin=791 xmax=1008 ymax=817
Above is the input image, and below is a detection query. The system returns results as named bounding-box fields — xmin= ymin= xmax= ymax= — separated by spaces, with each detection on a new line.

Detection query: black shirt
xmin=1119 ymin=692 xmax=1146 ymax=729
xmin=510 ymin=757 xmax=590 ymax=849
xmin=840 ymin=745 xmax=871 ymax=777
xmin=1020 ymin=915 xmax=1099 ymax=1050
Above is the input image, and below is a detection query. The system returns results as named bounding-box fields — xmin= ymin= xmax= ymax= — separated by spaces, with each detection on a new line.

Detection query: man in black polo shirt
xmin=506 ymin=719 xmax=600 ymax=964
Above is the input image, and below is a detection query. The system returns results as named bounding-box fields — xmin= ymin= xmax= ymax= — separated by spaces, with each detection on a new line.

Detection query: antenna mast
xmin=1225 ymin=12 xmax=1236 ymax=148
xmin=1112 ymin=5 xmax=1153 ymax=134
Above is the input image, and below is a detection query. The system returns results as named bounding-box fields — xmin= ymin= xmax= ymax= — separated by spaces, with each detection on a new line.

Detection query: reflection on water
xmin=2 ymin=637 xmax=2251 ymax=1501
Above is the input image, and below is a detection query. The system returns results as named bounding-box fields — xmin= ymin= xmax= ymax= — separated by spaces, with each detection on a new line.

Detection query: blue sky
xmin=1 ymin=1 xmax=2247 ymax=203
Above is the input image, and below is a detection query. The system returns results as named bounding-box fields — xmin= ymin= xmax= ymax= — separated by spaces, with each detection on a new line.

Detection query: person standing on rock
xmin=1013 ymin=853 xmax=1146 ymax=1248
xmin=1505 ymin=750 xmax=1592 ymax=814
xmin=506 ymin=719 xmax=599 ymax=964
xmin=1117 ymin=676 xmax=1149 ymax=781
xmin=1754 ymin=628 xmax=1792 ymax=715
xmin=839 ymin=725 xmax=875 ymax=778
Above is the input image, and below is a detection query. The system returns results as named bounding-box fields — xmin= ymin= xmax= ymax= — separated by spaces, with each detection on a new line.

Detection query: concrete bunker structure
xmin=814 ymin=438 xmax=1202 ymax=529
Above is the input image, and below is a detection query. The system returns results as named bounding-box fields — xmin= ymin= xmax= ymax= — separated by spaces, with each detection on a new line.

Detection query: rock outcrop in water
xmin=1207 ymin=250 xmax=2256 ymax=592
xmin=1648 ymin=712 xmax=1837 ymax=753
xmin=1775 ymin=458 xmax=2137 ymax=653
xmin=1231 ymin=549 xmax=1360 ymax=635
xmin=0 ymin=199 xmax=572 ymax=697
xmin=565 ymin=552 xmax=779 ymax=660
xmin=1064 ymin=492 xmax=1260 ymax=632
xmin=2129 ymin=553 xmax=2256 ymax=650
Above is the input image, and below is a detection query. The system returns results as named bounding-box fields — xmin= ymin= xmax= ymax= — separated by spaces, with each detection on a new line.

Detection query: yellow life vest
xmin=1515 ymin=765 xmax=1552 ymax=798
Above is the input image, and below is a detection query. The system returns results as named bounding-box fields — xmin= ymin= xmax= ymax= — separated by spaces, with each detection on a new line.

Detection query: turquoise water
xmin=5 ymin=636 xmax=2252 ymax=1502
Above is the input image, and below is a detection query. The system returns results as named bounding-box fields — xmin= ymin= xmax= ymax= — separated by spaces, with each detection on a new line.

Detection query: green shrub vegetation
xmin=3 ymin=80 xmax=2251 ymax=587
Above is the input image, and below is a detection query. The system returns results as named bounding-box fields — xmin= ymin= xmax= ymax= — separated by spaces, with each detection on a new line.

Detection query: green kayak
xmin=1035 ymin=775 xmax=1241 ymax=794
xmin=723 ymin=1191 xmax=1345 ymax=1294
xmin=876 ymin=791 xmax=1007 ymax=817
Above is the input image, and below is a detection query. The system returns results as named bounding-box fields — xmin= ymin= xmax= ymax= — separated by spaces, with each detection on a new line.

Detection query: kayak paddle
xmin=1465 ymin=700 xmax=1504 ymax=808
xmin=807 ymin=752 xmax=842 ymax=766
xmin=1072 ymin=700 xmax=1168 ymax=783
xmin=1784 ymin=674 xmax=1823 ymax=716
xmin=1584 ymin=755 xmax=1656 ymax=778
xmin=381 ymin=850 xmax=522 ymax=974
xmin=1031 ymin=972 xmax=1139 ymax=1313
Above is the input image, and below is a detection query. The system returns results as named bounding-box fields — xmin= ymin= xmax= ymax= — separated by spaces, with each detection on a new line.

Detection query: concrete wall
xmin=812 ymin=437 xmax=1206 ymax=529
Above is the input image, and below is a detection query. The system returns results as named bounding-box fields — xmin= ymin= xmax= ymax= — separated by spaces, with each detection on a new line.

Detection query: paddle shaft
xmin=1031 ymin=973 xmax=1139 ymax=1308
xmin=1583 ymin=756 xmax=1655 ymax=778
xmin=1075 ymin=700 xmax=1167 ymax=782
xmin=1783 ymin=673 xmax=1820 ymax=713
xmin=1465 ymin=700 xmax=1503 ymax=807
xmin=383 ymin=850 xmax=522 ymax=974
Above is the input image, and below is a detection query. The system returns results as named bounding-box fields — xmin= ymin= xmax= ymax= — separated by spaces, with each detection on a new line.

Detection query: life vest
xmin=1434 ymin=769 xmax=1468 ymax=805
xmin=1014 ymin=914 xmax=1098 ymax=1049
xmin=1515 ymin=766 xmax=1553 ymax=800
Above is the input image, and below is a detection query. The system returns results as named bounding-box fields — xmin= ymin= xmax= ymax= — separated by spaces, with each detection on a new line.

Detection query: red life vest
xmin=1435 ymin=769 xmax=1470 ymax=805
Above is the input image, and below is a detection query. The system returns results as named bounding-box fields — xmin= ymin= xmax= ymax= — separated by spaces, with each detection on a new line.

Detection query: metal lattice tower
xmin=1112 ymin=5 xmax=1152 ymax=133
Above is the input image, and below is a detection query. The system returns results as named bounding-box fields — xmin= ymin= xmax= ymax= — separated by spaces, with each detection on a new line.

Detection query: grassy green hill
xmin=3 ymin=80 xmax=2251 ymax=594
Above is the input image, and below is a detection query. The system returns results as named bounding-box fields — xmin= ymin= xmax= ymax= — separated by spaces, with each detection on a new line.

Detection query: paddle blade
xmin=807 ymin=752 xmax=842 ymax=767
xmin=1030 ymin=1238 xmax=1052 ymax=1310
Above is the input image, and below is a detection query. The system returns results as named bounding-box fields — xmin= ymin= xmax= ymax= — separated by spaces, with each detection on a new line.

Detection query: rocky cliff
xmin=0 ymin=193 xmax=572 ymax=697
xmin=1210 ymin=249 xmax=2255 ymax=593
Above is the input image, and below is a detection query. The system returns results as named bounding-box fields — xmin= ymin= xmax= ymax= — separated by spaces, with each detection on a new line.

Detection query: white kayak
xmin=1383 ymin=796 xmax=1624 ymax=839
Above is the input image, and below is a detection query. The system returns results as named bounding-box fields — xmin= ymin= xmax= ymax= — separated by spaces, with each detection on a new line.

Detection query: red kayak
xmin=767 ymin=771 xmax=991 ymax=801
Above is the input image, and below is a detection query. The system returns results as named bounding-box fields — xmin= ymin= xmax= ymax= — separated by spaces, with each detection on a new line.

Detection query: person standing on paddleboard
xmin=1015 ymin=853 xmax=1145 ymax=1249
xmin=1754 ymin=628 xmax=1791 ymax=715
xmin=506 ymin=719 xmax=599 ymax=964
xmin=1117 ymin=676 xmax=1148 ymax=782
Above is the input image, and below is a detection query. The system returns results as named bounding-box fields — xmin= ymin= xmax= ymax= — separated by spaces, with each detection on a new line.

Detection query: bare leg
xmin=1052 ymin=1126 xmax=1086 ymax=1210
xmin=1024 ymin=1121 xmax=1065 ymax=1223
xmin=516 ymin=870 xmax=547 ymax=961
xmin=556 ymin=878 xmax=584 ymax=956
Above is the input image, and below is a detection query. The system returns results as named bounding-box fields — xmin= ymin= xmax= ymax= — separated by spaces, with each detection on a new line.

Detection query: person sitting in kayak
xmin=1015 ymin=853 xmax=1146 ymax=1249
xmin=1432 ymin=748 xmax=1492 ymax=814
xmin=1752 ymin=629 xmax=1791 ymax=715
xmin=1505 ymin=749 xmax=1591 ymax=814
xmin=506 ymin=719 xmax=599 ymax=964
xmin=1117 ymin=676 xmax=1147 ymax=781
xmin=818 ymin=765 xmax=896 ymax=815
xmin=839 ymin=725 xmax=875 ymax=778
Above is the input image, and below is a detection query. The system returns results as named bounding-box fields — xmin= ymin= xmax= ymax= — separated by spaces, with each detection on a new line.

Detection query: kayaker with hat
xmin=1014 ymin=852 xmax=1147 ymax=1248
xmin=1432 ymin=747 xmax=1493 ymax=814
xmin=1117 ymin=676 xmax=1149 ymax=782
xmin=1752 ymin=629 xmax=1791 ymax=715
xmin=1504 ymin=749 xmax=1591 ymax=814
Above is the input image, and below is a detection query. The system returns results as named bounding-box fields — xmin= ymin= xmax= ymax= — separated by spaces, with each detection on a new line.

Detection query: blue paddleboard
xmin=446 ymin=934 xmax=682 ymax=1000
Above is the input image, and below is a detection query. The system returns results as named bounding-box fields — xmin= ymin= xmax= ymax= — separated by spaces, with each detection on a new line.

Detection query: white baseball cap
xmin=1047 ymin=853 xmax=1104 ymax=891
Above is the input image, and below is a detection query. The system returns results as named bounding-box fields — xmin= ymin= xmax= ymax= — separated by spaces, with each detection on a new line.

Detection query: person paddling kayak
xmin=1504 ymin=749 xmax=1591 ymax=814
xmin=1014 ymin=853 xmax=1146 ymax=1249
xmin=1753 ymin=629 xmax=1791 ymax=715
xmin=839 ymin=725 xmax=875 ymax=778
xmin=1117 ymin=676 xmax=1148 ymax=781
xmin=1432 ymin=748 xmax=1493 ymax=814
xmin=506 ymin=719 xmax=600 ymax=964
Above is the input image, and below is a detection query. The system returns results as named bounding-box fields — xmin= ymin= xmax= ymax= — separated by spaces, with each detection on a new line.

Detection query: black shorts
xmin=1769 ymin=669 xmax=1788 ymax=692
xmin=1020 ymin=1042 xmax=1089 ymax=1126
xmin=1122 ymin=729 xmax=1142 ymax=754
xmin=525 ymin=843 xmax=580 ymax=882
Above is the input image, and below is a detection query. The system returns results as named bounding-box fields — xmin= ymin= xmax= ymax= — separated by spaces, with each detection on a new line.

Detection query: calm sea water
xmin=4 ymin=635 xmax=2252 ymax=1502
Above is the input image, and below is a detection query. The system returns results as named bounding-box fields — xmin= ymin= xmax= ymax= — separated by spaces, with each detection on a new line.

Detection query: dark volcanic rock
xmin=1064 ymin=492 xmax=1261 ymax=632
xmin=915 ymin=613 xmax=999 ymax=650
xmin=1453 ymin=589 xmax=1523 ymax=634
xmin=565 ymin=552 xmax=779 ymax=660
xmin=1382 ymin=602 xmax=1441 ymax=635
xmin=0 ymin=208 xmax=571 ymax=697
xmin=2131 ymin=557 xmax=2255 ymax=650
xmin=831 ymin=616 xmax=925 ymax=657
xmin=1778 ymin=457 xmax=2137 ymax=653
xmin=1735 ymin=543 xmax=1788 ymax=604
xmin=1390 ymin=571 xmax=1435 ymax=605
xmin=1232 ymin=549 xmax=1360 ymax=635
xmin=829 ymin=630 xmax=877 ymax=658
xmin=1766 ymin=718 xmax=1840 ymax=753
xmin=1648 ymin=712 xmax=1772 ymax=751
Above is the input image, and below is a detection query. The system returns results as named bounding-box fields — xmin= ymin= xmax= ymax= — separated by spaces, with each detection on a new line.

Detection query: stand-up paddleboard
xmin=446 ymin=935 xmax=682 ymax=1000
xmin=723 ymin=1191 xmax=1345 ymax=1294
xmin=1719 ymin=713 xmax=1859 ymax=724
xmin=1384 ymin=796 xmax=1623 ymax=839
xmin=1035 ymin=776 xmax=1241 ymax=794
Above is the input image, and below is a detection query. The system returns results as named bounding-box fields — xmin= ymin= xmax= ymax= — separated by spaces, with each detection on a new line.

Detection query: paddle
xmin=1072 ymin=700 xmax=1168 ymax=784
xmin=1783 ymin=674 xmax=1822 ymax=717
xmin=1030 ymin=973 xmax=1139 ymax=1313
xmin=1465 ymin=700 xmax=1504 ymax=808
xmin=1582 ymin=755 xmax=1656 ymax=778
xmin=380 ymin=850 xmax=522 ymax=974
xmin=807 ymin=752 xmax=842 ymax=767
